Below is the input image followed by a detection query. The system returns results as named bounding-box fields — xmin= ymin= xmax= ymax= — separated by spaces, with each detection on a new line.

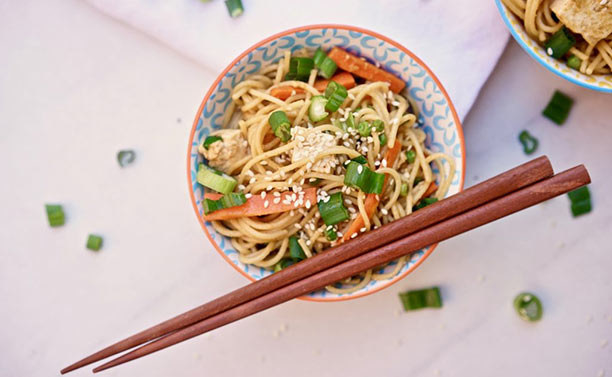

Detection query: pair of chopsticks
xmin=62 ymin=156 xmax=590 ymax=374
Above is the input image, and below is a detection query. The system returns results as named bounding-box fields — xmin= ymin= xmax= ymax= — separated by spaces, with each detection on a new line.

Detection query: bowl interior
xmin=495 ymin=0 xmax=612 ymax=92
xmin=188 ymin=25 xmax=465 ymax=301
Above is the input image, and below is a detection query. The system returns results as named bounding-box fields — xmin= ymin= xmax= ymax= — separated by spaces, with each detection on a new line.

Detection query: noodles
xmin=202 ymin=50 xmax=455 ymax=294
xmin=502 ymin=0 xmax=612 ymax=74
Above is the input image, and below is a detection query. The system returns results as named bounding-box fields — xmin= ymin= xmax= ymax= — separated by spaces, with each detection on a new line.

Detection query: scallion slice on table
xmin=86 ymin=234 xmax=103 ymax=251
xmin=45 ymin=204 xmax=65 ymax=227
xmin=117 ymin=150 xmax=136 ymax=167
xmin=324 ymin=81 xmax=348 ymax=112
xmin=566 ymin=55 xmax=582 ymax=70
xmin=351 ymin=155 xmax=368 ymax=164
xmin=268 ymin=111 xmax=292 ymax=142
xmin=413 ymin=197 xmax=438 ymax=211
xmin=567 ymin=186 xmax=592 ymax=217
xmin=513 ymin=292 xmax=543 ymax=322
xmin=317 ymin=192 xmax=349 ymax=226
xmin=308 ymin=96 xmax=329 ymax=122
xmin=544 ymin=27 xmax=575 ymax=59
xmin=203 ymin=192 xmax=246 ymax=215
xmin=518 ymin=130 xmax=538 ymax=155
xmin=197 ymin=164 xmax=237 ymax=194
xmin=286 ymin=57 xmax=314 ymax=82
xmin=224 ymin=0 xmax=243 ymax=18
xmin=542 ymin=90 xmax=573 ymax=125
xmin=405 ymin=149 xmax=416 ymax=164
xmin=399 ymin=287 xmax=442 ymax=311
xmin=344 ymin=161 xmax=385 ymax=194
xmin=203 ymin=135 xmax=222 ymax=149
xmin=289 ymin=235 xmax=306 ymax=260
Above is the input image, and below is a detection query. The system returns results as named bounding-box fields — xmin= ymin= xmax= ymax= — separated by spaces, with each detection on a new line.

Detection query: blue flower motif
xmin=410 ymin=76 xmax=443 ymax=117
xmin=304 ymin=29 xmax=349 ymax=48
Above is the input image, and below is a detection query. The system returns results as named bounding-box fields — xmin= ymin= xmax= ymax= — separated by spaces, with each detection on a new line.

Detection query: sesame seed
xmin=357 ymin=165 xmax=363 ymax=174
xmin=264 ymin=200 xmax=269 ymax=208
xmin=381 ymin=208 xmax=388 ymax=215
xmin=360 ymin=227 xmax=366 ymax=232
xmin=249 ymin=177 xmax=256 ymax=184
xmin=288 ymin=178 xmax=293 ymax=185
xmin=300 ymin=178 xmax=305 ymax=185
xmin=382 ymin=159 xmax=388 ymax=167
xmin=305 ymin=200 xmax=311 ymax=209
xmin=267 ymin=185 xmax=273 ymax=191
xmin=351 ymin=233 xmax=358 ymax=239
xmin=306 ymin=240 xmax=312 ymax=246
xmin=348 ymin=93 xmax=355 ymax=100
xmin=343 ymin=141 xmax=351 ymax=147
xmin=295 ymin=223 xmax=302 ymax=229
xmin=374 ymin=160 xmax=380 ymax=166
xmin=546 ymin=47 xmax=553 ymax=56
xmin=273 ymin=192 xmax=281 ymax=197
xmin=247 ymin=170 xmax=254 ymax=176
xmin=306 ymin=162 xmax=313 ymax=170
xmin=273 ymin=198 xmax=281 ymax=204
xmin=260 ymin=192 xmax=266 ymax=199
xmin=337 ymin=231 xmax=343 ymax=237
xmin=245 ymin=193 xmax=252 ymax=199
xmin=260 ymin=161 xmax=268 ymax=165
xmin=238 ymin=184 xmax=245 ymax=190
xmin=344 ymin=199 xmax=351 ymax=205
xmin=391 ymin=101 xmax=400 ymax=106
xmin=348 ymin=207 xmax=356 ymax=213
xmin=266 ymin=171 xmax=272 ymax=175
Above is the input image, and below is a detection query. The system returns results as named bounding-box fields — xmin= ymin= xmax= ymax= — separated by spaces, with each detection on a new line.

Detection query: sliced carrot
xmin=203 ymin=187 xmax=317 ymax=221
xmin=328 ymin=47 xmax=405 ymax=93
xmin=313 ymin=72 xmax=356 ymax=92
xmin=269 ymin=86 xmax=305 ymax=100
xmin=423 ymin=182 xmax=438 ymax=198
xmin=269 ymin=72 xmax=356 ymax=100
xmin=341 ymin=142 xmax=403 ymax=242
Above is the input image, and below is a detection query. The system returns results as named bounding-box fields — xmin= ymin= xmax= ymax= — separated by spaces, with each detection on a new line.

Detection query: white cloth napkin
xmin=85 ymin=0 xmax=508 ymax=119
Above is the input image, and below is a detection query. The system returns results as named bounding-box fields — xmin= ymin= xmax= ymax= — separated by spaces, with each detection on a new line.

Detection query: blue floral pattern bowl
xmin=496 ymin=0 xmax=612 ymax=93
xmin=187 ymin=25 xmax=465 ymax=301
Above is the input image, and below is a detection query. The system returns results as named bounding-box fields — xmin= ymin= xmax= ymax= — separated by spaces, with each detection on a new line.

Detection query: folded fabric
xmin=85 ymin=0 xmax=508 ymax=119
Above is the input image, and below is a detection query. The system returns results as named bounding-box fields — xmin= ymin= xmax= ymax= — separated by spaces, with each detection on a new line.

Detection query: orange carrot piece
xmin=203 ymin=187 xmax=317 ymax=221
xmin=423 ymin=182 xmax=438 ymax=198
xmin=328 ymin=47 xmax=406 ymax=93
xmin=269 ymin=86 xmax=305 ymax=100
xmin=313 ymin=72 xmax=356 ymax=92
xmin=269 ymin=72 xmax=356 ymax=100
xmin=341 ymin=142 xmax=402 ymax=242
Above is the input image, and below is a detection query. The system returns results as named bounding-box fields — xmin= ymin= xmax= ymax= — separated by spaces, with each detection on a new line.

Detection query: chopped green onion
xmin=379 ymin=133 xmax=388 ymax=146
xmin=351 ymin=155 xmax=368 ymax=164
xmin=273 ymin=259 xmax=294 ymax=272
xmin=399 ymin=287 xmax=442 ymax=311
xmin=117 ymin=150 xmax=136 ymax=167
xmin=567 ymin=186 xmax=592 ymax=217
xmin=287 ymin=57 xmax=314 ymax=82
xmin=413 ymin=197 xmax=438 ymax=211
xmin=344 ymin=161 xmax=385 ymax=194
xmin=518 ymin=130 xmax=538 ymax=155
xmin=542 ymin=90 xmax=573 ymax=125
xmin=224 ymin=0 xmax=243 ymax=18
xmin=400 ymin=183 xmax=408 ymax=196
xmin=86 ymin=234 xmax=103 ymax=251
xmin=567 ymin=55 xmax=582 ymax=70
xmin=317 ymin=192 xmax=350 ymax=226
xmin=45 ymin=204 xmax=65 ymax=227
xmin=358 ymin=121 xmax=371 ymax=137
xmin=413 ymin=177 xmax=424 ymax=186
xmin=324 ymin=81 xmax=348 ymax=112
xmin=325 ymin=227 xmax=338 ymax=241
xmin=313 ymin=47 xmax=326 ymax=67
xmin=372 ymin=119 xmax=384 ymax=132
xmin=203 ymin=192 xmax=246 ymax=215
xmin=268 ymin=111 xmax=292 ymax=142
xmin=405 ymin=149 xmax=416 ymax=164
xmin=197 ymin=164 xmax=237 ymax=194
xmin=289 ymin=235 xmax=306 ymax=260
xmin=318 ymin=57 xmax=337 ymax=79
xmin=308 ymin=96 xmax=329 ymax=122
xmin=544 ymin=27 xmax=575 ymax=59
xmin=345 ymin=112 xmax=355 ymax=129
xmin=203 ymin=135 xmax=222 ymax=149
xmin=513 ymin=292 xmax=543 ymax=322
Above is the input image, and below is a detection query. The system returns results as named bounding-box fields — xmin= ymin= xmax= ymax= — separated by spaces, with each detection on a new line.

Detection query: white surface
xmin=84 ymin=0 xmax=508 ymax=119
xmin=0 ymin=1 xmax=611 ymax=377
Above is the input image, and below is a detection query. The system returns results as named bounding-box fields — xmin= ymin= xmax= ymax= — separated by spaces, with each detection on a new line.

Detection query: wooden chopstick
xmin=61 ymin=156 xmax=553 ymax=374
xmin=91 ymin=164 xmax=590 ymax=372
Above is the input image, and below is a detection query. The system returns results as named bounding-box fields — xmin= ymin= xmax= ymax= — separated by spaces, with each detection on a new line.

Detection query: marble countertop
xmin=1 ymin=1 xmax=610 ymax=376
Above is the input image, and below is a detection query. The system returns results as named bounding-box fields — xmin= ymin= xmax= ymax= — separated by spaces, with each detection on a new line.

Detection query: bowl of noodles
xmin=187 ymin=25 xmax=465 ymax=301
xmin=496 ymin=0 xmax=612 ymax=92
